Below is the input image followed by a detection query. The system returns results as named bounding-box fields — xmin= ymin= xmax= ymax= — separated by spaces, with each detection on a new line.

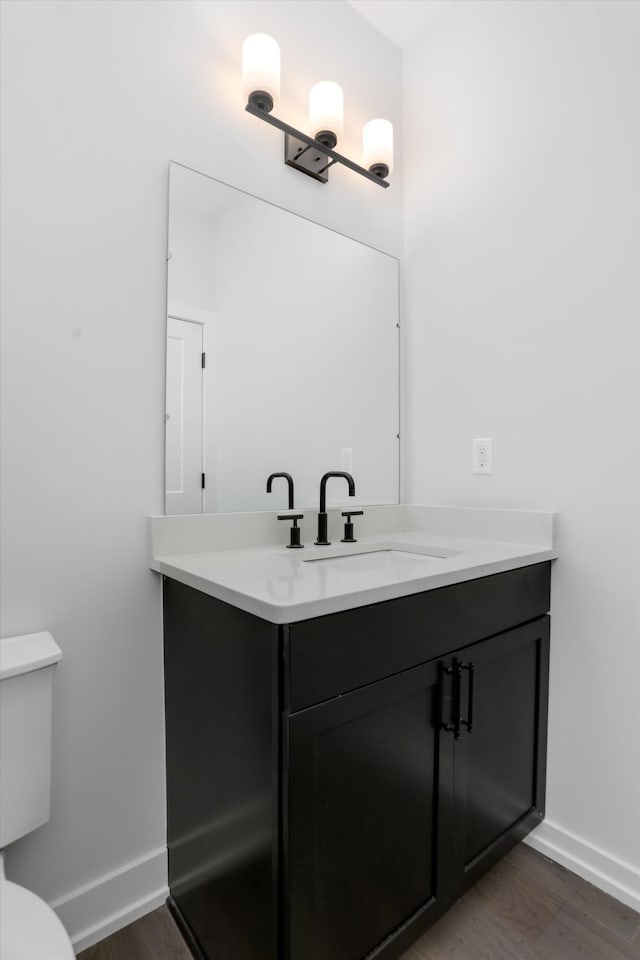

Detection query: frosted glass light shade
xmin=363 ymin=119 xmax=394 ymax=177
xmin=309 ymin=81 xmax=344 ymax=147
xmin=242 ymin=34 xmax=280 ymax=112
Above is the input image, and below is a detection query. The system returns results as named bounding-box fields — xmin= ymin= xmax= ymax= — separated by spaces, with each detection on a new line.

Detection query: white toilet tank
xmin=0 ymin=632 xmax=63 ymax=848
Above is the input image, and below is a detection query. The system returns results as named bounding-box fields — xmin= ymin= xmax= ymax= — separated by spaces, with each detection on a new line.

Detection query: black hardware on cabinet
xmin=277 ymin=514 xmax=304 ymax=549
xmin=315 ymin=472 xmax=356 ymax=545
xmin=442 ymin=660 xmax=475 ymax=739
xmin=267 ymin=472 xmax=295 ymax=510
xmin=453 ymin=661 xmax=464 ymax=740
xmin=460 ymin=661 xmax=476 ymax=734
xmin=439 ymin=663 xmax=452 ymax=735
xmin=442 ymin=662 xmax=461 ymax=739
xmin=341 ymin=510 xmax=363 ymax=543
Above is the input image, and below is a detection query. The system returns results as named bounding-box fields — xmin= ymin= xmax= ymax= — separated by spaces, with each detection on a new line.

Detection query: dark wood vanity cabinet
xmin=287 ymin=657 xmax=450 ymax=960
xmin=163 ymin=562 xmax=551 ymax=960
xmin=452 ymin=619 xmax=549 ymax=893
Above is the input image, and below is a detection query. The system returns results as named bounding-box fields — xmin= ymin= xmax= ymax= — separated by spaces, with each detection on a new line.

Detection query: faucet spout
xmin=266 ymin=472 xmax=294 ymax=510
xmin=316 ymin=471 xmax=356 ymax=545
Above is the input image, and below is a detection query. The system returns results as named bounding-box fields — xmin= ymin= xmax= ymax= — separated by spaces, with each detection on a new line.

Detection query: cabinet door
xmin=452 ymin=616 xmax=550 ymax=891
xmin=286 ymin=660 xmax=454 ymax=960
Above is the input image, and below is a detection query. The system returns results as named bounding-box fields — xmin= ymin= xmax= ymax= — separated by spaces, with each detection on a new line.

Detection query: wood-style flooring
xmin=78 ymin=844 xmax=640 ymax=960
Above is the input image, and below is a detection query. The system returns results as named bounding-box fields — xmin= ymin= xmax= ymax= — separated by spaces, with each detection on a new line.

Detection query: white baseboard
xmin=47 ymin=826 xmax=639 ymax=953
xmin=50 ymin=846 xmax=168 ymax=954
xmin=526 ymin=820 xmax=640 ymax=913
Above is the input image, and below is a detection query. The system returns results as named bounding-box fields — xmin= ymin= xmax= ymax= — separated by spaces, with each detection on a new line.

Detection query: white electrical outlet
xmin=341 ymin=447 xmax=353 ymax=472
xmin=472 ymin=438 xmax=493 ymax=474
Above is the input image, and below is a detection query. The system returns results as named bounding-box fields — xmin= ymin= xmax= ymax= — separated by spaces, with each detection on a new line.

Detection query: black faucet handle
xmin=277 ymin=514 xmax=304 ymax=549
xmin=341 ymin=510 xmax=363 ymax=543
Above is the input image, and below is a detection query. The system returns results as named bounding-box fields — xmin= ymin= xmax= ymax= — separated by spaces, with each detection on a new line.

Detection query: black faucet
xmin=315 ymin=471 xmax=356 ymax=545
xmin=266 ymin=472 xmax=294 ymax=510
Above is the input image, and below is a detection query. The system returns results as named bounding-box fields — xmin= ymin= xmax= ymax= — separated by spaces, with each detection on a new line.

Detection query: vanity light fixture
xmin=242 ymin=34 xmax=392 ymax=188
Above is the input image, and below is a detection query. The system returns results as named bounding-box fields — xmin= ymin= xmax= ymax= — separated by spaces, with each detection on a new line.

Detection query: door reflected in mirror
xmin=165 ymin=162 xmax=400 ymax=515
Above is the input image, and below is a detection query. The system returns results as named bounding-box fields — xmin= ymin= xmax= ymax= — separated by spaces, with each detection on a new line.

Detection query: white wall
xmin=0 ymin=0 xmax=402 ymax=947
xmin=403 ymin=0 xmax=640 ymax=906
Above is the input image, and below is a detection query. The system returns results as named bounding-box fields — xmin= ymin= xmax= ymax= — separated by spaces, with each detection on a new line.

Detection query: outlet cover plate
xmin=472 ymin=437 xmax=493 ymax=474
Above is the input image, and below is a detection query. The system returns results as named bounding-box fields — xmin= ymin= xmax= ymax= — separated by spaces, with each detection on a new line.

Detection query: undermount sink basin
xmin=303 ymin=548 xmax=449 ymax=574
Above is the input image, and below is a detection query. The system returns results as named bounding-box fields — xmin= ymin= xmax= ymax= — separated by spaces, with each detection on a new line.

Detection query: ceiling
xmin=346 ymin=0 xmax=451 ymax=49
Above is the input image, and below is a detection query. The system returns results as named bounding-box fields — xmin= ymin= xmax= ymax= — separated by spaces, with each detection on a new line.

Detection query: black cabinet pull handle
xmin=460 ymin=661 xmax=475 ymax=734
xmin=453 ymin=661 xmax=463 ymax=739
xmin=442 ymin=661 xmax=463 ymax=739
xmin=440 ymin=664 xmax=452 ymax=734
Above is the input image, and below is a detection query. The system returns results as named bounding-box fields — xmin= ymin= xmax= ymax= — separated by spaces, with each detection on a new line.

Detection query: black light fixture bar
xmin=245 ymin=102 xmax=390 ymax=188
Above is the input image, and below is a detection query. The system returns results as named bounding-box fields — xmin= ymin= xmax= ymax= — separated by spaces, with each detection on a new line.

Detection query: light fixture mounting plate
xmin=284 ymin=133 xmax=332 ymax=183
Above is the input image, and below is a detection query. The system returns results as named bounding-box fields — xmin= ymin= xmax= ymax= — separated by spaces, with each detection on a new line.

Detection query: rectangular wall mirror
xmin=165 ymin=162 xmax=400 ymax=514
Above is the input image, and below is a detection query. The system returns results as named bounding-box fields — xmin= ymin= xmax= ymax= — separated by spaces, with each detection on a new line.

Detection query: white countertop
xmin=150 ymin=506 xmax=557 ymax=624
